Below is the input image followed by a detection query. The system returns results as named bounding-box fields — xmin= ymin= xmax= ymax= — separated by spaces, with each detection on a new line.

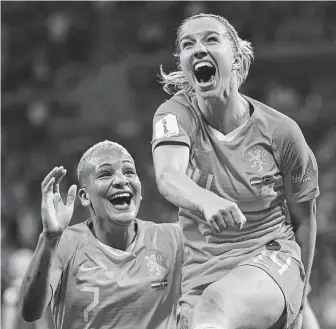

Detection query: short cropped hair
xmin=160 ymin=13 xmax=254 ymax=94
xmin=77 ymin=140 xmax=133 ymax=185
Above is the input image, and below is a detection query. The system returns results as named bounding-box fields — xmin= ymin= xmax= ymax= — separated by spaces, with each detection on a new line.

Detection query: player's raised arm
xmin=152 ymin=101 xmax=246 ymax=232
xmin=19 ymin=167 xmax=77 ymax=322
xmin=275 ymin=119 xmax=319 ymax=303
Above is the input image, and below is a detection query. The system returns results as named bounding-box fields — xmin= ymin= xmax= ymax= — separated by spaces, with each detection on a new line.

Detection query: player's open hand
xmin=41 ymin=166 xmax=77 ymax=236
xmin=201 ymin=195 xmax=247 ymax=232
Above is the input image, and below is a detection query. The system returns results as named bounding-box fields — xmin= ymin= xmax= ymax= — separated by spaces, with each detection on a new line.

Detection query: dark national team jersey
xmin=152 ymin=91 xmax=319 ymax=293
xmin=49 ymin=219 xmax=183 ymax=329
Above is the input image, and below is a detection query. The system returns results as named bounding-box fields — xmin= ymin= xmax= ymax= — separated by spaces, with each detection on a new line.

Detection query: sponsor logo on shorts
xmin=266 ymin=240 xmax=281 ymax=251
xmin=244 ymin=144 xmax=272 ymax=173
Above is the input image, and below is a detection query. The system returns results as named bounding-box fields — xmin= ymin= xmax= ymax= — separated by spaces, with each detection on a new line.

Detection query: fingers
xmin=220 ymin=209 xmax=235 ymax=229
xmin=41 ymin=176 xmax=55 ymax=210
xmin=229 ymin=204 xmax=246 ymax=230
xmin=66 ymin=184 xmax=78 ymax=207
xmin=42 ymin=176 xmax=55 ymax=194
xmin=41 ymin=167 xmax=58 ymax=191
xmin=207 ymin=215 xmax=220 ymax=233
xmin=41 ymin=167 xmax=65 ymax=192
xmin=53 ymin=167 xmax=67 ymax=194
xmin=216 ymin=212 xmax=228 ymax=231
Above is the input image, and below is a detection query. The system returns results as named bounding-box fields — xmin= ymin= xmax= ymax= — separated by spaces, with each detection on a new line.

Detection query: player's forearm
xmin=295 ymin=216 xmax=316 ymax=294
xmin=157 ymin=170 xmax=218 ymax=212
xmin=19 ymin=232 xmax=60 ymax=322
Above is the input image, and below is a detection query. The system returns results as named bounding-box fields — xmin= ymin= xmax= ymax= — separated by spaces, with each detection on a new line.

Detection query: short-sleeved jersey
xmin=49 ymin=219 xmax=183 ymax=329
xmin=152 ymin=91 xmax=319 ymax=293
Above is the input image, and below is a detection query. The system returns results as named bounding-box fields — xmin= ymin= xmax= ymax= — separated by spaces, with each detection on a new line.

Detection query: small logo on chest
xmin=244 ymin=144 xmax=271 ymax=173
xmin=143 ymin=250 xmax=168 ymax=278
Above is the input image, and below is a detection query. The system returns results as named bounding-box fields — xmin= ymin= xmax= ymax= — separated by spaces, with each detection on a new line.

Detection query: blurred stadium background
xmin=1 ymin=1 xmax=336 ymax=328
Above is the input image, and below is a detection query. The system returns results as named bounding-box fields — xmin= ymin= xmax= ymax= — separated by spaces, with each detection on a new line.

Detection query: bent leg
xmin=191 ymin=265 xmax=286 ymax=329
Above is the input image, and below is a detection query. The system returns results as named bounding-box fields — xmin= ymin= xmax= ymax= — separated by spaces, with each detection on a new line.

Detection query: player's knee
xmin=192 ymin=286 xmax=232 ymax=328
xmin=198 ymin=285 xmax=225 ymax=315
xmin=243 ymin=286 xmax=285 ymax=328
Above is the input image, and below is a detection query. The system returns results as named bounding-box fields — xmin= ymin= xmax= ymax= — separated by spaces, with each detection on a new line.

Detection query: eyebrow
xmin=180 ymin=30 xmax=221 ymax=42
xmin=96 ymin=160 xmax=134 ymax=169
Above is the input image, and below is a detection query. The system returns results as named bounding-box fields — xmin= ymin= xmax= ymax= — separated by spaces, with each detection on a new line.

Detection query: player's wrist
xmin=39 ymin=231 xmax=62 ymax=245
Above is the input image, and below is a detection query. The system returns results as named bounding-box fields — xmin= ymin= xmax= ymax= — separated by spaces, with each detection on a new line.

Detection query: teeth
xmin=194 ymin=61 xmax=214 ymax=71
xmin=111 ymin=192 xmax=131 ymax=200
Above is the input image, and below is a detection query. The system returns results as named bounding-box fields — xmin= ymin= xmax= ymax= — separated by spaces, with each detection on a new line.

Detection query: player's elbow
xmin=156 ymin=172 xmax=169 ymax=196
xmin=19 ymin=298 xmax=43 ymax=322
xmin=21 ymin=308 xmax=43 ymax=322
xmin=156 ymin=171 xmax=176 ymax=198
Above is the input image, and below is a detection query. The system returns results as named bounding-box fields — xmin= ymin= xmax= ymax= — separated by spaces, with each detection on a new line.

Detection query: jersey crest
xmin=244 ymin=144 xmax=271 ymax=173
xmin=144 ymin=250 xmax=168 ymax=278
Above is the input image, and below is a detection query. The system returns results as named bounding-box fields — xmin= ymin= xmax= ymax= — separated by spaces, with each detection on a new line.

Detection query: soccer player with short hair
xmin=19 ymin=141 xmax=183 ymax=329
xmin=152 ymin=13 xmax=319 ymax=329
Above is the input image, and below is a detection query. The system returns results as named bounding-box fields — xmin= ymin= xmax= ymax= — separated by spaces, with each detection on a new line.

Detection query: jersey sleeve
xmin=273 ymin=118 xmax=320 ymax=203
xmin=151 ymin=95 xmax=196 ymax=151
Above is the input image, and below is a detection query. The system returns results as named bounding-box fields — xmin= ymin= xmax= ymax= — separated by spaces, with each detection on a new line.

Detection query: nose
xmin=193 ymin=42 xmax=207 ymax=60
xmin=112 ymin=172 xmax=128 ymax=188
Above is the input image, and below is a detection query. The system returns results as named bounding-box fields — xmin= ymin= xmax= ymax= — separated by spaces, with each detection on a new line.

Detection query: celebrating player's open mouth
xmin=192 ymin=60 xmax=218 ymax=90
xmin=107 ymin=190 xmax=134 ymax=210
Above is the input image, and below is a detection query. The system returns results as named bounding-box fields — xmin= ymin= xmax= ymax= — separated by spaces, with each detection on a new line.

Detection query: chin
xmin=195 ymin=87 xmax=222 ymax=100
xmin=112 ymin=210 xmax=137 ymax=226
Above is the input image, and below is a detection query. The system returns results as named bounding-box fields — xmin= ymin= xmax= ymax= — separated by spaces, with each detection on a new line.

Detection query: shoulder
xmin=139 ymin=220 xmax=183 ymax=248
xmin=155 ymin=91 xmax=198 ymax=123
xmin=56 ymin=221 xmax=89 ymax=255
xmin=247 ymin=96 xmax=304 ymax=143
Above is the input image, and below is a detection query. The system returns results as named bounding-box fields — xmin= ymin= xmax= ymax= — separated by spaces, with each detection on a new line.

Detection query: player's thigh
xmin=200 ymin=265 xmax=285 ymax=329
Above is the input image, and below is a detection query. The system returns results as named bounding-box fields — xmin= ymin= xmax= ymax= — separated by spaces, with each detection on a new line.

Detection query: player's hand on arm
xmin=153 ymin=144 xmax=246 ymax=232
xmin=41 ymin=166 xmax=77 ymax=236
xmin=19 ymin=167 xmax=76 ymax=322
xmin=201 ymin=195 xmax=246 ymax=232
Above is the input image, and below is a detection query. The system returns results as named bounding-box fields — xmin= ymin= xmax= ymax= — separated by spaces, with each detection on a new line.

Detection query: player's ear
xmin=232 ymin=54 xmax=242 ymax=70
xmin=78 ymin=188 xmax=91 ymax=207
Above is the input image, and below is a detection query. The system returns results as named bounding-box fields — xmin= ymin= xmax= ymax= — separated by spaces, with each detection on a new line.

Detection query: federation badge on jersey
xmin=244 ymin=144 xmax=272 ymax=173
xmin=155 ymin=114 xmax=179 ymax=139
xmin=144 ymin=250 xmax=168 ymax=278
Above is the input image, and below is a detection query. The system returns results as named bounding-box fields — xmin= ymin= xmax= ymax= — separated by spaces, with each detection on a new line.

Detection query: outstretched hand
xmin=40 ymin=166 xmax=77 ymax=236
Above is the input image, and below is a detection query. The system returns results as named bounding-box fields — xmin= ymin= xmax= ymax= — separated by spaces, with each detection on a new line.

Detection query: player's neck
xmin=196 ymin=90 xmax=250 ymax=136
xmin=90 ymin=218 xmax=137 ymax=251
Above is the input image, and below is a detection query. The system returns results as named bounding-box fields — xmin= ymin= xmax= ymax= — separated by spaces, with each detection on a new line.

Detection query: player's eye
xmin=124 ymin=169 xmax=135 ymax=176
xmin=98 ymin=172 xmax=111 ymax=178
xmin=181 ymin=40 xmax=193 ymax=49
xmin=206 ymin=36 xmax=219 ymax=43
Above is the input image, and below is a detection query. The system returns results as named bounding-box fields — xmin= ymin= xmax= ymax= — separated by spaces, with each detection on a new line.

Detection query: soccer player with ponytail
xmin=152 ymin=13 xmax=319 ymax=329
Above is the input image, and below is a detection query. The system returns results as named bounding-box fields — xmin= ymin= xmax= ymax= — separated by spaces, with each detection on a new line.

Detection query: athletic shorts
xmin=178 ymin=239 xmax=305 ymax=329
